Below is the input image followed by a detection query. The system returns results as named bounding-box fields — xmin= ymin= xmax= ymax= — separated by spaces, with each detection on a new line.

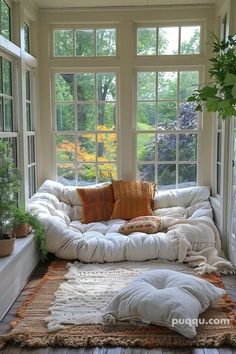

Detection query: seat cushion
xmin=103 ymin=269 xmax=225 ymax=338
xmin=119 ymin=216 xmax=162 ymax=235
xmin=77 ymin=184 xmax=114 ymax=223
xmin=110 ymin=180 xmax=155 ymax=220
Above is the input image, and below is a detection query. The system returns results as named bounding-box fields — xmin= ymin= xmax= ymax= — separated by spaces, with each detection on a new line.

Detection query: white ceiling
xmin=33 ymin=0 xmax=216 ymax=9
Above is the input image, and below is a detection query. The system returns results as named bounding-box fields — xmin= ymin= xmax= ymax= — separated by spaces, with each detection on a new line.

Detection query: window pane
xmin=158 ymin=27 xmax=179 ymax=55
xmin=2 ymin=58 xmax=11 ymax=96
xmin=55 ymin=74 xmax=74 ymax=101
xmin=217 ymin=164 xmax=221 ymax=195
xmin=1 ymin=0 xmax=11 ymax=40
xmin=55 ymin=71 xmax=118 ymax=185
xmin=158 ymin=164 xmax=176 ymax=190
xmin=180 ymin=26 xmax=200 ymax=54
xmin=26 ymin=102 xmax=31 ymax=131
xmin=4 ymin=97 xmax=13 ymax=131
xmin=77 ymin=134 xmax=96 ymax=162
xmin=97 ymin=102 xmax=116 ymax=129
xmin=137 ymin=28 xmax=156 ymax=55
xmin=179 ymin=102 xmax=198 ymax=129
xmin=158 ymin=133 xmax=176 ymax=161
xmin=0 ymin=97 xmax=3 ymax=131
xmin=54 ymin=30 xmax=73 ymax=56
xmin=97 ymin=133 xmax=116 ymax=161
xmin=179 ymin=164 xmax=197 ymax=188
xmin=217 ymin=132 xmax=222 ymax=162
xmin=137 ymin=133 xmax=155 ymax=161
xmin=77 ymin=103 xmax=95 ymax=130
xmin=98 ymin=163 xmax=117 ymax=182
xmin=77 ymin=73 xmax=95 ymax=101
xmin=24 ymin=22 xmax=30 ymax=53
xmin=57 ymin=104 xmax=75 ymax=131
xmin=25 ymin=70 xmax=30 ymax=100
xmin=179 ymin=71 xmax=199 ymax=100
xmin=56 ymin=135 xmax=75 ymax=162
xmin=78 ymin=163 xmax=96 ymax=185
xmin=179 ymin=133 xmax=197 ymax=161
xmin=158 ymin=72 xmax=177 ymax=99
xmin=157 ymin=101 xmax=177 ymax=130
xmin=75 ymin=30 xmax=94 ymax=56
xmin=28 ymin=165 xmax=36 ymax=198
xmin=57 ymin=163 xmax=75 ymax=186
xmin=137 ymin=164 xmax=155 ymax=182
xmin=96 ymin=73 xmax=116 ymax=101
xmin=27 ymin=135 xmax=35 ymax=164
xmin=137 ymin=102 xmax=156 ymax=130
xmin=137 ymin=72 xmax=156 ymax=100
xmin=96 ymin=29 xmax=116 ymax=56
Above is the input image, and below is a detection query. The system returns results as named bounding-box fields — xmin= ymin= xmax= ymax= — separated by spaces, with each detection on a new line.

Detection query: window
xmin=25 ymin=70 xmax=36 ymax=197
xmin=216 ymin=118 xmax=222 ymax=196
xmin=24 ymin=22 xmax=30 ymax=53
xmin=0 ymin=55 xmax=17 ymax=173
xmin=137 ymin=26 xmax=201 ymax=56
xmin=55 ymin=71 xmax=118 ymax=185
xmin=215 ymin=15 xmax=227 ymax=197
xmin=0 ymin=0 xmax=11 ymax=40
xmin=136 ymin=70 xmax=199 ymax=190
xmin=53 ymin=28 xmax=116 ymax=57
xmin=0 ymin=57 xmax=13 ymax=132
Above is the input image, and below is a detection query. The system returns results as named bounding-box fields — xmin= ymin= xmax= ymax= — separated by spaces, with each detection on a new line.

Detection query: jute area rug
xmin=0 ymin=259 xmax=236 ymax=349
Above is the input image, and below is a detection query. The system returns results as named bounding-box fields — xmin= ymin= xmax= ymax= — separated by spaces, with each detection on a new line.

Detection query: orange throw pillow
xmin=77 ymin=184 xmax=114 ymax=223
xmin=110 ymin=180 xmax=155 ymax=220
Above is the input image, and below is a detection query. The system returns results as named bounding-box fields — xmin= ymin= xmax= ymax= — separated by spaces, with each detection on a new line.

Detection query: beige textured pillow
xmin=110 ymin=180 xmax=155 ymax=220
xmin=119 ymin=216 xmax=162 ymax=235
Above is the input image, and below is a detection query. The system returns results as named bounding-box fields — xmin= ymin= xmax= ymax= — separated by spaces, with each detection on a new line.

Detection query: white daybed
xmin=28 ymin=180 xmax=233 ymax=274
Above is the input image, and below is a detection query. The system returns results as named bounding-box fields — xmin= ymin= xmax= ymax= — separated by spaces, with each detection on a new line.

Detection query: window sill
xmin=0 ymin=234 xmax=39 ymax=320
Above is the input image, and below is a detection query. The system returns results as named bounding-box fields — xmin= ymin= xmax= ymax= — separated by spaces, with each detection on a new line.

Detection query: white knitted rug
xmin=46 ymin=260 xmax=193 ymax=332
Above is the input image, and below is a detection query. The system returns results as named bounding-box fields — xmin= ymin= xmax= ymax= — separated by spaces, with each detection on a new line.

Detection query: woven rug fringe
xmin=0 ymin=329 xmax=236 ymax=349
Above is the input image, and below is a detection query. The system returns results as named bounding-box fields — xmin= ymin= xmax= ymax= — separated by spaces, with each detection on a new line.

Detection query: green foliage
xmin=0 ymin=140 xmax=21 ymax=236
xmin=188 ymin=35 xmax=236 ymax=119
xmin=12 ymin=205 xmax=47 ymax=262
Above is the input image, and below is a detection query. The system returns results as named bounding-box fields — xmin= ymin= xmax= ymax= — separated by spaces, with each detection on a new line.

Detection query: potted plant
xmin=12 ymin=205 xmax=48 ymax=261
xmin=188 ymin=35 xmax=236 ymax=119
xmin=0 ymin=140 xmax=21 ymax=257
xmin=12 ymin=205 xmax=33 ymax=238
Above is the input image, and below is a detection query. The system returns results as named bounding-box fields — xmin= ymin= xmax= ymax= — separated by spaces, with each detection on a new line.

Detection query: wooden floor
xmin=0 ymin=259 xmax=236 ymax=354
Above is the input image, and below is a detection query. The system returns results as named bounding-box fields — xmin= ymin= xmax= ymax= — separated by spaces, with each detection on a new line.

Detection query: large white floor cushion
xmin=103 ymin=270 xmax=225 ymax=338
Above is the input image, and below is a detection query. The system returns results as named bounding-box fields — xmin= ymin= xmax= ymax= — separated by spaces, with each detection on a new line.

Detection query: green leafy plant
xmin=0 ymin=140 xmax=21 ymax=238
xmin=188 ymin=34 xmax=236 ymax=119
xmin=12 ymin=205 xmax=48 ymax=262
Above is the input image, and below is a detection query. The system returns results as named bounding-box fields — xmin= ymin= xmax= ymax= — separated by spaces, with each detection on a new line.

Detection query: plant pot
xmin=13 ymin=223 xmax=32 ymax=238
xmin=0 ymin=234 xmax=15 ymax=257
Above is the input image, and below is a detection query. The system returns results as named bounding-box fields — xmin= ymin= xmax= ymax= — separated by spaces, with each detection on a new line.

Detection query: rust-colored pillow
xmin=77 ymin=184 xmax=114 ymax=223
xmin=110 ymin=180 xmax=155 ymax=220
xmin=119 ymin=216 xmax=162 ymax=235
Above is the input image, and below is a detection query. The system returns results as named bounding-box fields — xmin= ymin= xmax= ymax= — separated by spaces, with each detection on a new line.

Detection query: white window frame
xmin=134 ymin=66 xmax=203 ymax=189
xmin=51 ymin=68 xmax=120 ymax=185
xmin=25 ymin=67 xmax=37 ymax=198
xmin=135 ymin=20 xmax=205 ymax=57
xmin=51 ymin=25 xmax=118 ymax=59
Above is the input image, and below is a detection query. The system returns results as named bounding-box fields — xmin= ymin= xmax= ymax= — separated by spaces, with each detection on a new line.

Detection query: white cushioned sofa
xmin=28 ymin=180 xmax=233 ymax=273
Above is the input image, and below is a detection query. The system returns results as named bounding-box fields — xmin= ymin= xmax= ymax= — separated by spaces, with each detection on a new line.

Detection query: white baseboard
xmin=0 ymin=234 xmax=40 ymax=321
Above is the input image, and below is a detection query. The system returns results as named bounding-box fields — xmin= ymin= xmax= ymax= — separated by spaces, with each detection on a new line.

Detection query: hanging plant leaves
xmin=188 ymin=34 xmax=236 ymax=119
